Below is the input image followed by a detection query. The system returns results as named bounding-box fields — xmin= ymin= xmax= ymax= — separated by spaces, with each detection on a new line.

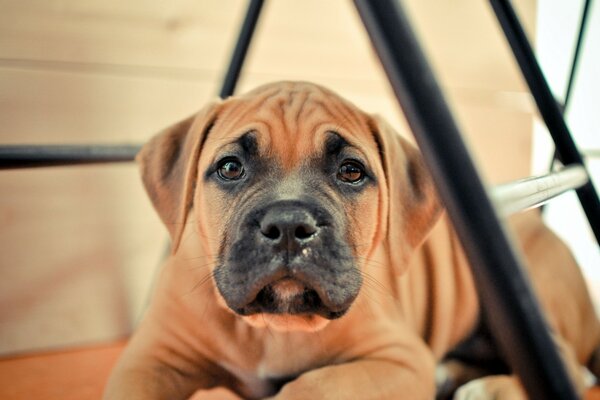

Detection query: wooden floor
xmin=0 ymin=341 xmax=599 ymax=400
xmin=0 ymin=341 xmax=125 ymax=400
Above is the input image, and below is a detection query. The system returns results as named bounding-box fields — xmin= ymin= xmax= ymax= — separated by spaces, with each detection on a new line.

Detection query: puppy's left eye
xmin=337 ymin=160 xmax=365 ymax=183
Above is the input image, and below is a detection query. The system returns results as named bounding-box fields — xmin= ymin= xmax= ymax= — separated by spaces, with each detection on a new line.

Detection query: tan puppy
xmin=104 ymin=81 xmax=600 ymax=400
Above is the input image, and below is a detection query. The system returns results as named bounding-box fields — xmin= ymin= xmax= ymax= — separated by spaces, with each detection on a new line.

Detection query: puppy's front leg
xmin=104 ymin=357 xmax=201 ymax=400
xmin=269 ymin=350 xmax=436 ymax=400
xmin=104 ymin=321 xmax=239 ymax=400
xmin=104 ymin=353 xmax=243 ymax=400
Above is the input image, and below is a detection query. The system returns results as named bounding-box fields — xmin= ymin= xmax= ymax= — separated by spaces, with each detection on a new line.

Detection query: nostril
xmin=295 ymin=224 xmax=317 ymax=240
xmin=262 ymin=225 xmax=281 ymax=240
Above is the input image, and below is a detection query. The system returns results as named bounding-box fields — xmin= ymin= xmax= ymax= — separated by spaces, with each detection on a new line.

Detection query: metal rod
xmin=492 ymin=165 xmax=588 ymax=216
xmin=0 ymin=144 xmax=141 ymax=169
xmin=584 ymin=149 xmax=600 ymax=158
xmin=489 ymin=0 xmax=600 ymax=245
xmin=353 ymin=0 xmax=579 ymax=398
xmin=564 ymin=0 xmax=593 ymax=110
xmin=219 ymin=0 xmax=265 ymax=98
xmin=543 ymin=0 xmax=592 ymax=212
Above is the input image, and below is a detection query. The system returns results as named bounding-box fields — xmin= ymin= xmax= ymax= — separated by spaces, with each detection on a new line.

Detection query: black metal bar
xmin=543 ymin=0 xmax=592 ymax=207
xmin=490 ymin=0 xmax=600 ymax=245
xmin=219 ymin=0 xmax=265 ymax=98
xmin=564 ymin=0 xmax=593 ymax=110
xmin=352 ymin=0 xmax=579 ymax=398
xmin=0 ymin=144 xmax=141 ymax=169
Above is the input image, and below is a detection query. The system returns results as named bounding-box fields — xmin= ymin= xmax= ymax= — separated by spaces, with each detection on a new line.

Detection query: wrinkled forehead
xmin=202 ymin=83 xmax=379 ymax=166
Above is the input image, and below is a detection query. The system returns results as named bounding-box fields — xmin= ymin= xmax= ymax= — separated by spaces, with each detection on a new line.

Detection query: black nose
xmin=259 ymin=206 xmax=319 ymax=247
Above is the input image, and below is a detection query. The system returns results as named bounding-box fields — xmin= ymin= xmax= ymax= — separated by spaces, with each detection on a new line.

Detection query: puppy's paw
xmin=454 ymin=376 xmax=526 ymax=400
xmin=188 ymin=387 xmax=243 ymax=400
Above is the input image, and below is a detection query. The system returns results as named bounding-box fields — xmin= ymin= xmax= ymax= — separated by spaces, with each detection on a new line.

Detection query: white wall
xmin=534 ymin=0 xmax=600 ymax=308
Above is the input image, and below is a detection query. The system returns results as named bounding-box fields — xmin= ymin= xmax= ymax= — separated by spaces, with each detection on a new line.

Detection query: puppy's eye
xmin=337 ymin=160 xmax=365 ymax=183
xmin=217 ymin=159 xmax=245 ymax=180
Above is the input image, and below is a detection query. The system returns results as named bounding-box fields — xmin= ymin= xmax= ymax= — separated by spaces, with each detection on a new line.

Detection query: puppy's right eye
xmin=217 ymin=159 xmax=245 ymax=181
xmin=337 ymin=160 xmax=365 ymax=184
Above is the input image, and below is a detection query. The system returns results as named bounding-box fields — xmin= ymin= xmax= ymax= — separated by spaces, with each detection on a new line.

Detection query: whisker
xmin=355 ymin=295 xmax=380 ymax=319
xmin=199 ymin=291 xmax=216 ymax=320
xmin=349 ymin=242 xmax=373 ymax=249
xmin=184 ymin=272 xmax=215 ymax=297
xmin=186 ymin=260 xmax=218 ymax=271
xmin=359 ymin=272 xmax=394 ymax=300
xmin=262 ymin=314 xmax=275 ymax=338
xmin=184 ymin=254 xmax=218 ymax=261
xmin=164 ymin=219 xmax=221 ymax=244
xmin=354 ymin=257 xmax=388 ymax=270
xmin=185 ymin=266 xmax=227 ymax=297
xmin=306 ymin=319 xmax=327 ymax=353
xmin=357 ymin=286 xmax=387 ymax=309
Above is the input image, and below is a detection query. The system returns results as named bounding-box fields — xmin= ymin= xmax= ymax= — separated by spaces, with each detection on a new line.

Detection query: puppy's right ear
xmin=136 ymin=101 xmax=222 ymax=253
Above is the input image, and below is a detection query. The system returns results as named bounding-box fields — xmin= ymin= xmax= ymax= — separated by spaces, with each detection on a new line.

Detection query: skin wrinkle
xmin=323 ymin=91 xmax=367 ymax=131
xmin=298 ymin=103 xmax=319 ymax=130
xmin=294 ymin=90 xmax=310 ymax=126
xmin=224 ymin=87 xmax=284 ymax=129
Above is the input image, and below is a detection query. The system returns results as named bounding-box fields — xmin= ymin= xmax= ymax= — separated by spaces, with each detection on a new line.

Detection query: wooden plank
xmin=0 ymin=0 xmax=537 ymax=92
xmin=0 ymin=166 xmax=164 ymax=354
xmin=0 ymin=68 xmax=217 ymax=144
xmin=0 ymin=0 xmax=243 ymax=71
xmin=0 ymin=341 xmax=125 ymax=400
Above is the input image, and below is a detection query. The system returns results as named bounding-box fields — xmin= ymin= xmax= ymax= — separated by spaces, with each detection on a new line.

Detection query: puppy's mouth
xmin=234 ymin=277 xmax=349 ymax=320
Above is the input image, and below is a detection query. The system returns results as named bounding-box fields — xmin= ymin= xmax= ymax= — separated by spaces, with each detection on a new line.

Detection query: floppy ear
xmin=369 ymin=115 xmax=443 ymax=273
xmin=136 ymin=101 xmax=222 ymax=253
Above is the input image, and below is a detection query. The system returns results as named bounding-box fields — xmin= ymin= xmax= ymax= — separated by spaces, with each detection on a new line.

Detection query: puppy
xmin=104 ymin=81 xmax=600 ymax=399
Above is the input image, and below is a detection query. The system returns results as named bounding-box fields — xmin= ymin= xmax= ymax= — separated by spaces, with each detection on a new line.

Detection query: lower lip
xmin=242 ymin=313 xmax=331 ymax=332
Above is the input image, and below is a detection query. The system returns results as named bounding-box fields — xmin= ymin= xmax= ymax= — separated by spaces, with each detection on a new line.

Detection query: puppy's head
xmin=138 ymin=82 xmax=441 ymax=332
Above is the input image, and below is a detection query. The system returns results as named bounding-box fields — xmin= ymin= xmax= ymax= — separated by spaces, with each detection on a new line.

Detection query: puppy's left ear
xmin=137 ymin=101 xmax=223 ymax=253
xmin=369 ymin=115 xmax=443 ymax=274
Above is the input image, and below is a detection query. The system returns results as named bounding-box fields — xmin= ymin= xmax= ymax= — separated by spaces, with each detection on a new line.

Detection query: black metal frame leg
xmin=219 ymin=0 xmax=265 ymax=98
xmin=353 ymin=0 xmax=579 ymax=398
xmin=563 ymin=0 xmax=593 ymax=110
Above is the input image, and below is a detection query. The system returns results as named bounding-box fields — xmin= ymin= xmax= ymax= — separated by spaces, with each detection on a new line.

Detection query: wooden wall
xmin=0 ymin=0 xmax=537 ymax=355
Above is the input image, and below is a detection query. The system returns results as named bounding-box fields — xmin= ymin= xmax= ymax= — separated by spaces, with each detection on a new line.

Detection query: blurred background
xmin=0 ymin=0 xmax=597 ymax=357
